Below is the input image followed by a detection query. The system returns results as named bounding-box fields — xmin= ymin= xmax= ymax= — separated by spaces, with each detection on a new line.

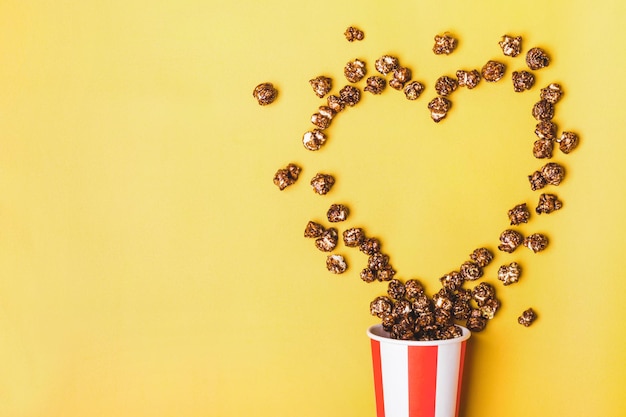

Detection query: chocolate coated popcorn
xmin=309 ymin=76 xmax=333 ymax=98
xmin=435 ymin=76 xmax=458 ymax=96
xmin=535 ymin=121 xmax=558 ymax=140
xmin=343 ymin=227 xmax=365 ymax=247
xmin=374 ymin=55 xmax=399 ymax=75
xmin=360 ymin=237 xmax=382 ymax=255
xmin=528 ymin=170 xmax=548 ymax=191
xmin=508 ymin=203 xmax=530 ymax=225
xmin=339 ymin=85 xmax=361 ymax=107
xmin=326 ymin=254 xmax=348 ymax=274
xmin=387 ymin=279 xmax=406 ymax=300
xmin=518 ymin=308 xmax=537 ymax=327
xmin=404 ymin=279 xmax=425 ymax=299
xmin=364 ymin=76 xmax=386 ymax=94
xmin=456 ymin=69 xmax=481 ymax=89
xmin=498 ymin=262 xmax=521 ymax=286
xmin=460 ymin=261 xmax=483 ymax=281
xmin=344 ymin=26 xmax=364 ymax=42
xmin=390 ymin=67 xmax=412 ymax=90
xmin=526 ymin=47 xmax=550 ymax=70
xmin=471 ymin=282 xmax=496 ymax=306
xmin=532 ymin=99 xmax=555 ymax=121
xmin=273 ymin=163 xmax=301 ymax=190
xmin=540 ymin=83 xmax=563 ymax=104
xmin=370 ymin=296 xmax=393 ymax=318
xmin=304 ymin=221 xmax=325 ymax=238
xmin=428 ymin=96 xmax=452 ymax=122
xmin=302 ymin=129 xmax=327 ymax=151
xmin=403 ymin=81 xmax=425 ymax=100
xmin=541 ymin=162 xmax=565 ymax=186
xmin=326 ymin=94 xmax=346 ymax=112
xmin=252 ymin=82 xmax=278 ymax=105
xmin=499 ymin=35 xmax=522 ymax=57
xmin=481 ymin=60 xmax=506 ymax=82
xmin=533 ymin=139 xmax=554 ymax=159
xmin=512 ymin=70 xmax=535 ymax=92
xmin=558 ymin=131 xmax=579 ymax=154
xmin=344 ymin=59 xmax=367 ymax=83
xmin=470 ymin=247 xmax=494 ymax=268
xmin=498 ymin=229 xmax=524 ymax=253
xmin=433 ymin=33 xmax=458 ymax=55
xmin=535 ymin=193 xmax=563 ymax=214
xmin=440 ymin=271 xmax=464 ymax=291
xmin=327 ymin=204 xmax=350 ymax=222
xmin=310 ymin=173 xmax=335 ymax=195
xmin=315 ymin=228 xmax=338 ymax=252
xmin=523 ymin=233 xmax=549 ymax=253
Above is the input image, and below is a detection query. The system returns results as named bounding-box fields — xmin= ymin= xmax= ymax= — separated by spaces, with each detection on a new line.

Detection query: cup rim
xmin=367 ymin=323 xmax=471 ymax=346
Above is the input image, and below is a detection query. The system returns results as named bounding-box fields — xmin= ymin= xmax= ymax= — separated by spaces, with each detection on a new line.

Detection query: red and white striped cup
xmin=367 ymin=324 xmax=471 ymax=417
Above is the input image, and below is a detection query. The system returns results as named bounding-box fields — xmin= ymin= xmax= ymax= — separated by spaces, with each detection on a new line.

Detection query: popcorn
xmin=518 ymin=308 xmax=538 ymax=327
xmin=374 ymin=55 xmax=399 ymax=75
xmin=532 ymin=99 xmax=555 ymax=121
xmin=428 ymin=96 xmax=452 ymax=122
xmin=433 ymin=33 xmax=458 ymax=55
xmin=309 ymin=76 xmax=333 ymax=98
xmin=558 ymin=131 xmax=579 ymax=154
xmin=498 ymin=229 xmax=524 ymax=253
xmin=343 ymin=227 xmax=365 ymax=247
xmin=310 ymin=173 xmax=336 ymax=195
xmin=499 ymin=34 xmax=522 ymax=57
xmin=535 ymin=193 xmax=563 ymax=214
xmin=403 ymin=81 xmax=425 ymax=100
xmin=481 ymin=60 xmax=506 ymax=82
xmin=273 ymin=163 xmax=301 ymax=190
xmin=540 ymin=83 xmax=563 ymax=104
xmin=364 ymin=76 xmax=386 ymax=95
xmin=524 ymin=233 xmax=549 ymax=253
xmin=435 ymin=76 xmax=458 ymax=96
xmin=470 ymin=247 xmax=494 ymax=268
xmin=460 ymin=261 xmax=483 ymax=281
xmin=304 ymin=221 xmax=325 ymax=238
xmin=456 ymin=69 xmax=481 ymax=89
xmin=326 ymin=254 xmax=348 ymax=274
xmin=498 ymin=262 xmax=522 ymax=286
xmin=526 ymin=47 xmax=550 ymax=70
xmin=512 ymin=70 xmax=535 ymax=92
xmin=344 ymin=26 xmax=364 ymax=42
xmin=339 ymin=85 xmax=361 ymax=106
xmin=326 ymin=204 xmax=350 ymax=222
xmin=252 ymin=82 xmax=278 ymax=105
xmin=508 ymin=203 xmax=531 ymax=225
xmin=344 ymin=59 xmax=367 ymax=83
xmin=315 ymin=228 xmax=338 ymax=252
xmin=302 ymin=129 xmax=327 ymax=151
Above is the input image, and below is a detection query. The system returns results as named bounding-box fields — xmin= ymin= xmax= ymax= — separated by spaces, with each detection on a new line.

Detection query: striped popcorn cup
xmin=367 ymin=324 xmax=471 ymax=417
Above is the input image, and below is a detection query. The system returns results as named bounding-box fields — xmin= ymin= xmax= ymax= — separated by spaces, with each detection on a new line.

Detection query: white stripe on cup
xmin=380 ymin=342 xmax=409 ymax=417
xmin=434 ymin=342 xmax=461 ymax=417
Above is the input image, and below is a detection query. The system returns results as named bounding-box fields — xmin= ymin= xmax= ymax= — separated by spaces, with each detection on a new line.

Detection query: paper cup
xmin=367 ymin=324 xmax=471 ymax=417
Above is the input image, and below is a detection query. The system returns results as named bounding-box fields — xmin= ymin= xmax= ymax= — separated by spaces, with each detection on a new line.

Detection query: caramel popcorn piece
xmin=460 ymin=261 xmax=483 ymax=281
xmin=304 ymin=221 xmax=325 ymax=238
xmin=370 ymin=296 xmax=393 ymax=318
xmin=343 ymin=227 xmax=365 ymax=247
xmin=315 ymin=227 xmax=339 ymax=252
xmin=390 ymin=67 xmax=412 ymax=90
xmin=387 ymin=279 xmax=406 ymax=300
xmin=533 ymin=139 xmax=554 ymax=159
xmin=532 ymin=99 xmax=555 ymax=121
xmin=327 ymin=204 xmax=349 ymax=222
xmin=535 ymin=120 xmax=558 ymax=140
xmin=541 ymin=162 xmax=565 ymax=185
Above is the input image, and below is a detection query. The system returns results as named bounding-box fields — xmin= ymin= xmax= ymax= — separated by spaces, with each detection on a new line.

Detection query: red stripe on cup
xmin=454 ymin=340 xmax=467 ymax=415
xmin=370 ymin=339 xmax=386 ymax=417
xmin=408 ymin=345 xmax=438 ymax=417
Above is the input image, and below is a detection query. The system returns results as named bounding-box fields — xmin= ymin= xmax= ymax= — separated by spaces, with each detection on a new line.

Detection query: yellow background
xmin=1 ymin=1 xmax=625 ymax=416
